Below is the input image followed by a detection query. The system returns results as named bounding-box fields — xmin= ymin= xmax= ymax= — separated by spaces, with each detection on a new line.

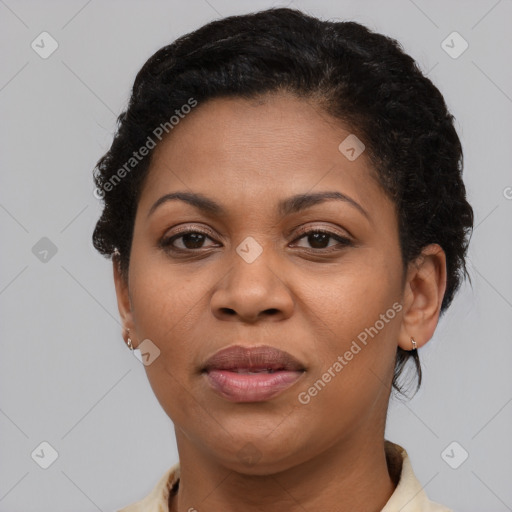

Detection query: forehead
xmin=138 ymin=93 xmax=392 ymax=224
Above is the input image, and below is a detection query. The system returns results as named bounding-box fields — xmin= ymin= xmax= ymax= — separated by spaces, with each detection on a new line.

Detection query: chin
xmin=208 ymin=432 xmax=312 ymax=476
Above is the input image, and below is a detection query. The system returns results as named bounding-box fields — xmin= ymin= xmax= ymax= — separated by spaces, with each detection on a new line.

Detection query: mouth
xmin=202 ymin=345 xmax=306 ymax=403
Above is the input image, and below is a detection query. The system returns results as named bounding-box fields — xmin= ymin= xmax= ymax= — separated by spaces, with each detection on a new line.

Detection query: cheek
xmin=294 ymin=285 xmax=400 ymax=439
xmin=297 ymin=253 xmax=402 ymax=404
xmin=299 ymin=252 xmax=401 ymax=346
xmin=127 ymin=256 xmax=217 ymax=415
xmin=129 ymin=241 xmax=207 ymax=339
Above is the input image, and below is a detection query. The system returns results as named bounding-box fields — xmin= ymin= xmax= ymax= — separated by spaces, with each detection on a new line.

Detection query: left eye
xmin=292 ymin=229 xmax=352 ymax=250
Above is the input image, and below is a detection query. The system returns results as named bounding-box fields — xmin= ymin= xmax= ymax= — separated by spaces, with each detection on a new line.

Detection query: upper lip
xmin=202 ymin=345 xmax=306 ymax=372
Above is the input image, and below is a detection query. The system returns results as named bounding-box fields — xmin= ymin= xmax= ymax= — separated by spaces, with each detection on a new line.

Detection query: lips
xmin=202 ymin=345 xmax=305 ymax=402
xmin=203 ymin=345 xmax=305 ymax=373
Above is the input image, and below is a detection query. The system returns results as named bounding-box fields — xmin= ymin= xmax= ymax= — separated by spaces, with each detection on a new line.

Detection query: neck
xmin=170 ymin=432 xmax=398 ymax=512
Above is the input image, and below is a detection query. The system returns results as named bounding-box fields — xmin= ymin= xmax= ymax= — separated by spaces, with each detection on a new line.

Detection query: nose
xmin=210 ymin=245 xmax=295 ymax=323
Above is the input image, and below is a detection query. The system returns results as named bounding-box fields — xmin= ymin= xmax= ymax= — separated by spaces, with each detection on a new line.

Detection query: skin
xmin=113 ymin=92 xmax=447 ymax=512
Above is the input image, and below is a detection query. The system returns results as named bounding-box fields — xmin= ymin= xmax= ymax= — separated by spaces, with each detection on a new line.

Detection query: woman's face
xmin=115 ymin=93 xmax=420 ymax=473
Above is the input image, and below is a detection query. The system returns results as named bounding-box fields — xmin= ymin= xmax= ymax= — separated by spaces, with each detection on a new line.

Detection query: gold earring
xmin=411 ymin=337 xmax=418 ymax=351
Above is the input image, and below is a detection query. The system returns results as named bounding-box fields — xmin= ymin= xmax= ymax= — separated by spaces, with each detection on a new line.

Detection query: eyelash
xmin=159 ymin=226 xmax=353 ymax=255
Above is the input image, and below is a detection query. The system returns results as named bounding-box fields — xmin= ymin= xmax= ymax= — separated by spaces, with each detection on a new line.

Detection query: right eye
xmin=160 ymin=229 xmax=220 ymax=252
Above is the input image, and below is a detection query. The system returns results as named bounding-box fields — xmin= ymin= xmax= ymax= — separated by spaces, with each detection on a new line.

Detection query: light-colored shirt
xmin=117 ymin=441 xmax=452 ymax=511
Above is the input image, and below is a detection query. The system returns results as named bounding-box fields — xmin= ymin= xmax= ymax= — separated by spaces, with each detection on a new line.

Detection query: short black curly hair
xmin=92 ymin=7 xmax=474 ymax=394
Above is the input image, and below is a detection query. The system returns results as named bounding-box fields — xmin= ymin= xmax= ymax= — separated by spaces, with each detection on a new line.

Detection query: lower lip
xmin=205 ymin=369 xmax=304 ymax=402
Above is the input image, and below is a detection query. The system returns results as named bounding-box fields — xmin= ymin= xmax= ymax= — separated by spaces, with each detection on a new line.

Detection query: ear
xmin=398 ymin=243 xmax=447 ymax=350
xmin=113 ymin=255 xmax=137 ymax=348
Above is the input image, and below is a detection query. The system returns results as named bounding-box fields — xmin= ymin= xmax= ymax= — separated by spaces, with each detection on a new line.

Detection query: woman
xmin=92 ymin=7 xmax=473 ymax=511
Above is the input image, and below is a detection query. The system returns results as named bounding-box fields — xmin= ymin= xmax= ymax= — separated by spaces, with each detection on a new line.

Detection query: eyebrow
xmin=147 ymin=190 xmax=370 ymax=221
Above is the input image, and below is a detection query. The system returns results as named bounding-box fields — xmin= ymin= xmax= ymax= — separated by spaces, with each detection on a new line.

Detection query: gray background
xmin=1 ymin=0 xmax=511 ymax=510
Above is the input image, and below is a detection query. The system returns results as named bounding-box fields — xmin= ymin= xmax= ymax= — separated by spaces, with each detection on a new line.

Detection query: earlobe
xmin=397 ymin=244 xmax=447 ymax=351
